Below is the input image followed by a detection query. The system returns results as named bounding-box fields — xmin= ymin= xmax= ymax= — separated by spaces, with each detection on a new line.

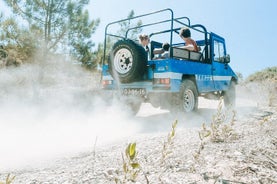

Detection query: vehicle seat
xmin=172 ymin=47 xmax=202 ymax=61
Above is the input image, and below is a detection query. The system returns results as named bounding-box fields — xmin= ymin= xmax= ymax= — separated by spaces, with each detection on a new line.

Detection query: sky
xmin=88 ymin=0 xmax=277 ymax=78
xmin=1 ymin=0 xmax=277 ymax=78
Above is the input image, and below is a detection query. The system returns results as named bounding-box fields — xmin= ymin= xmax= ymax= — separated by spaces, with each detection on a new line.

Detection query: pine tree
xmin=117 ymin=10 xmax=143 ymax=40
xmin=2 ymin=0 xmax=99 ymax=64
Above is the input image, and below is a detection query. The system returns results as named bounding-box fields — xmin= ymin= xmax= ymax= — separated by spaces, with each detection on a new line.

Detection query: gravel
xmin=1 ymin=105 xmax=276 ymax=184
xmin=0 ymin=65 xmax=276 ymax=184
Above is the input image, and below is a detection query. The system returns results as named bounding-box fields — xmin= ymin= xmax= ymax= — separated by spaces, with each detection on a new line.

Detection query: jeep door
xmin=211 ymin=33 xmax=232 ymax=91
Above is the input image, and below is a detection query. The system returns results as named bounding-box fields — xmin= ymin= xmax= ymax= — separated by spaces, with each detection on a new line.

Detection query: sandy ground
xmin=0 ymin=64 xmax=276 ymax=183
xmin=0 ymin=89 xmax=276 ymax=183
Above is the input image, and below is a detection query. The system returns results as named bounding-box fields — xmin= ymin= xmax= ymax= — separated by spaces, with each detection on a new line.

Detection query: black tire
xmin=147 ymin=93 xmax=161 ymax=108
xmin=122 ymin=96 xmax=142 ymax=115
xmin=223 ymin=80 xmax=236 ymax=107
xmin=128 ymin=100 xmax=142 ymax=115
xmin=148 ymin=92 xmax=180 ymax=112
xmin=179 ymin=80 xmax=198 ymax=112
xmin=109 ymin=39 xmax=147 ymax=83
xmin=148 ymin=92 xmax=171 ymax=108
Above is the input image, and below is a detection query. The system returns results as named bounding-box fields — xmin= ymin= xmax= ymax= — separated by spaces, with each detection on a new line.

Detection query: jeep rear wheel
xmin=179 ymin=80 xmax=198 ymax=112
xmin=109 ymin=39 xmax=147 ymax=83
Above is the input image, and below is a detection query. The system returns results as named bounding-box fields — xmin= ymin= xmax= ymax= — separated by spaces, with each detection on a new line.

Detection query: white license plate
xmin=122 ymin=88 xmax=146 ymax=96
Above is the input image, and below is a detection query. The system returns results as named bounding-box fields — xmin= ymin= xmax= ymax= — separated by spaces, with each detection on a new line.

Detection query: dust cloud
xmin=0 ymin=58 xmax=141 ymax=171
xmin=0 ymin=56 xmax=266 ymax=172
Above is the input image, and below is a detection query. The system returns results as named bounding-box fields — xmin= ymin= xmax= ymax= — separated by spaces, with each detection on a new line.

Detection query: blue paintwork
xmin=101 ymin=8 xmax=238 ymax=97
xmin=210 ymin=32 xmax=237 ymax=91
xmin=148 ymin=59 xmax=215 ymax=93
xmin=102 ymin=52 xmax=236 ymax=94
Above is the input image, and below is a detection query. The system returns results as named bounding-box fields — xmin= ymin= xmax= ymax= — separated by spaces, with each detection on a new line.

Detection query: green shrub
xmin=246 ymin=66 xmax=277 ymax=82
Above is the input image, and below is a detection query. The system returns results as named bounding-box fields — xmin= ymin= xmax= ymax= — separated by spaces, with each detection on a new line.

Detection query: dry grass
xmin=194 ymin=97 xmax=237 ymax=161
xmin=160 ymin=120 xmax=178 ymax=165
xmin=0 ymin=174 xmax=15 ymax=184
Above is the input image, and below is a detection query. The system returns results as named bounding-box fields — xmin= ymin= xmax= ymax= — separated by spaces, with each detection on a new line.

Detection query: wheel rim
xmin=182 ymin=89 xmax=195 ymax=112
xmin=114 ymin=48 xmax=133 ymax=74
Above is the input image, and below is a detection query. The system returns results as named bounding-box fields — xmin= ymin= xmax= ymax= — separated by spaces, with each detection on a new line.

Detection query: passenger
xmin=161 ymin=42 xmax=170 ymax=58
xmin=179 ymin=27 xmax=199 ymax=52
xmin=139 ymin=34 xmax=150 ymax=52
xmin=153 ymin=42 xmax=170 ymax=59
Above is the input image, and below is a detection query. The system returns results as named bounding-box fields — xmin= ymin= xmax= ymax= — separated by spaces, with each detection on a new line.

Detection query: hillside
xmin=246 ymin=66 xmax=277 ymax=82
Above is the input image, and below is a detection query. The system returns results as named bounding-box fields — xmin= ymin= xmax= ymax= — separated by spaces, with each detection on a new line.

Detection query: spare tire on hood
xmin=108 ymin=39 xmax=147 ymax=83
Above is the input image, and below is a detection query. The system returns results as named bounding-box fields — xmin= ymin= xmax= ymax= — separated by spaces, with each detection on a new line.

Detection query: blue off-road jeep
xmin=100 ymin=8 xmax=238 ymax=114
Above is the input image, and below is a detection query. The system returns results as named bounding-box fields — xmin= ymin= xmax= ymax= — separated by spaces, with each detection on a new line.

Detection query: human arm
xmin=182 ymin=44 xmax=195 ymax=51
xmin=183 ymin=39 xmax=198 ymax=52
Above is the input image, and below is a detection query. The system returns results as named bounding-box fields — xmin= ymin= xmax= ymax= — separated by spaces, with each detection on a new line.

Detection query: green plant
xmin=122 ymin=143 xmax=141 ymax=182
xmin=107 ymin=121 xmax=178 ymax=183
xmin=0 ymin=174 xmax=15 ymax=184
xmin=106 ymin=142 xmax=148 ymax=184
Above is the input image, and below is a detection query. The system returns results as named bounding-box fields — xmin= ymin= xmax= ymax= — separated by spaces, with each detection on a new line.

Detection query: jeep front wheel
xmin=223 ymin=80 xmax=236 ymax=108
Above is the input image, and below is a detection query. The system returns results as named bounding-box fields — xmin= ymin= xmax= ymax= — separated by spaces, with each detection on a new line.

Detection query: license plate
xmin=122 ymin=88 xmax=146 ymax=96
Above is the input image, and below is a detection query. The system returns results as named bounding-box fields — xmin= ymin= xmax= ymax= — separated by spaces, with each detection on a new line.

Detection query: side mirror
xmin=225 ymin=54 xmax=230 ymax=63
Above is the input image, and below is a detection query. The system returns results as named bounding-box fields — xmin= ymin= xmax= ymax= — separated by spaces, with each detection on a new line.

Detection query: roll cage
xmin=103 ymin=8 xmax=219 ymax=66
